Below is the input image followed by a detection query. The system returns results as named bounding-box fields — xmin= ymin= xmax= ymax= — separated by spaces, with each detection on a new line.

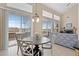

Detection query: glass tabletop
xmin=20 ymin=37 xmax=51 ymax=45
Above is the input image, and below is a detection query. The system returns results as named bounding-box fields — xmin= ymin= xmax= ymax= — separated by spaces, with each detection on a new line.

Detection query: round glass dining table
xmin=20 ymin=37 xmax=51 ymax=45
xmin=19 ymin=36 xmax=51 ymax=56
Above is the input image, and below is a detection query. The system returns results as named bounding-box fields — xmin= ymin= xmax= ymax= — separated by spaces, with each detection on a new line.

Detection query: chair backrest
xmin=15 ymin=32 xmax=28 ymax=41
xmin=42 ymin=32 xmax=53 ymax=49
xmin=48 ymin=32 xmax=53 ymax=43
xmin=19 ymin=41 xmax=33 ymax=56
xmin=15 ymin=33 xmax=23 ymax=41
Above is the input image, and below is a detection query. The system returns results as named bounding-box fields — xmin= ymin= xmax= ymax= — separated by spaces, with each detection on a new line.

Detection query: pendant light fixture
xmin=32 ymin=3 xmax=39 ymax=23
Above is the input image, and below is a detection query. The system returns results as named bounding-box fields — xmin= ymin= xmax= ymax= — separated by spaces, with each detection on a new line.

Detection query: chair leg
xmin=51 ymin=45 xmax=53 ymax=56
xmin=17 ymin=46 xmax=19 ymax=55
xmin=31 ymin=45 xmax=33 ymax=56
xmin=51 ymin=48 xmax=52 ymax=56
xmin=42 ymin=45 xmax=44 ymax=56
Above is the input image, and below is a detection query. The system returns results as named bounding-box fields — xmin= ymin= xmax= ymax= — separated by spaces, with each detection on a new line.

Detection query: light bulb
xmin=32 ymin=18 xmax=34 ymax=22
xmin=36 ymin=18 xmax=39 ymax=23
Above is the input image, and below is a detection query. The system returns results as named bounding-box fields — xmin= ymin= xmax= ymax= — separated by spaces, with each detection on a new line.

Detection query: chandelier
xmin=32 ymin=3 xmax=39 ymax=23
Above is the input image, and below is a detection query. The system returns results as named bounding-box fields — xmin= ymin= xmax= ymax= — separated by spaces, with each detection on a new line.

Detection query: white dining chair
xmin=42 ymin=32 xmax=53 ymax=55
xmin=15 ymin=33 xmax=24 ymax=55
xmin=15 ymin=32 xmax=34 ymax=56
xmin=19 ymin=41 xmax=33 ymax=56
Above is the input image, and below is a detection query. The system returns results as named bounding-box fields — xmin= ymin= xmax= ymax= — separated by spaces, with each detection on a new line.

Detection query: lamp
xmin=32 ymin=3 xmax=39 ymax=23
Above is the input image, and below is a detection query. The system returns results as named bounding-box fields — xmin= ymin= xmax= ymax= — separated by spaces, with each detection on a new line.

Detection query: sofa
xmin=52 ymin=32 xmax=78 ymax=49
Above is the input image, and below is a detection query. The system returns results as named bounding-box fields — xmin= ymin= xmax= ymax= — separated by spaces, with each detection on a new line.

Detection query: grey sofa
xmin=52 ymin=33 xmax=78 ymax=49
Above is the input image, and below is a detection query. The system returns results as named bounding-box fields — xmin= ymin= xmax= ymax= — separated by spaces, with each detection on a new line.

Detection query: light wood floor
xmin=0 ymin=44 xmax=75 ymax=56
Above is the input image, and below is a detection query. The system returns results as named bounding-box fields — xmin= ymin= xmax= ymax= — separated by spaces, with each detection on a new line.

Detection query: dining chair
xmin=19 ymin=41 xmax=34 ymax=56
xmin=15 ymin=33 xmax=23 ymax=55
xmin=42 ymin=32 xmax=53 ymax=55
xmin=15 ymin=33 xmax=38 ymax=56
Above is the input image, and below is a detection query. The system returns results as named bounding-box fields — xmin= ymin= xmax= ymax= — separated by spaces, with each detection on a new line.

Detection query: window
xmin=8 ymin=15 xmax=22 ymax=32
xmin=54 ymin=15 xmax=60 ymax=21
xmin=9 ymin=15 xmax=21 ymax=28
xmin=21 ymin=16 xmax=31 ymax=32
xmin=42 ymin=20 xmax=52 ymax=33
xmin=8 ymin=14 xmax=32 ymax=33
xmin=42 ymin=10 xmax=52 ymax=18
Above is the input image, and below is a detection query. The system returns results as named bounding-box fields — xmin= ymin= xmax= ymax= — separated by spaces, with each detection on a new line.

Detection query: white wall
xmin=61 ymin=4 xmax=78 ymax=32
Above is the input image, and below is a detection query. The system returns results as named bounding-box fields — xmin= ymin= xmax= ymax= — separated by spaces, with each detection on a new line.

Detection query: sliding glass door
xmin=8 ymin=13 xmax=32 ymax=46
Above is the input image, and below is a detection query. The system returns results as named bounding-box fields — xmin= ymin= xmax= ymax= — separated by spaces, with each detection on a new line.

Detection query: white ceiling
xmin=43 ymin=3 xmax=75 ymax=14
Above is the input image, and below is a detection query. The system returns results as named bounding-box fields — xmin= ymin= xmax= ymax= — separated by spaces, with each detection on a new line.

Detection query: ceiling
xmin=5 ymin=3 xmax=76 ymax=14
xmin=43 ymin=3 xmax=75 ymax=14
